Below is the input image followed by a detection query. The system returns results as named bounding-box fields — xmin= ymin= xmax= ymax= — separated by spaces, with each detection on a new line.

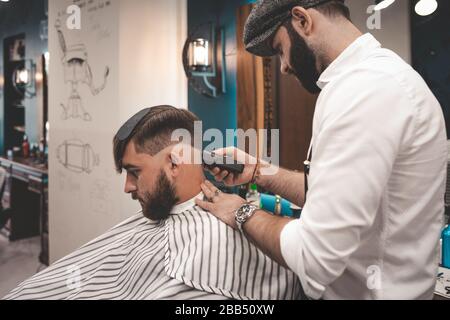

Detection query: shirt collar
xmin=170 ymin=192 xmax=204 ymax=215
xmin=316 ymin=33 xmax=381 ymax=89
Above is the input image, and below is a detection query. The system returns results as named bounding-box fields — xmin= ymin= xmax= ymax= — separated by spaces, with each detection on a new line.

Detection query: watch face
xmin=236 ymin=204 xmax=258 ymax=232
xmin=236 ymin=211 xmax=246 ymax=223
xmin=235 ymin=206 xmax=245 ymax=221
xmin=236 ymin=204 xmax=251 ymax=223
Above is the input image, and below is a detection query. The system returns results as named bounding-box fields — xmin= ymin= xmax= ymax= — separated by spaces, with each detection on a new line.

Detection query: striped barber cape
xmin=4 ymin=193 xmax=302 ymax=300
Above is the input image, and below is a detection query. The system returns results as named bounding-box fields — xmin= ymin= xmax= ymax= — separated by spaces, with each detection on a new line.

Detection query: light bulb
xmin=190 ymin=39 xmax=210 ymax=68
xmin=415 ymin=0 xmax=438 ymax=16
xmin=374 ymin=0 xmax=396 ymax=11
xmin=16 ymin=69 xmax=30 ymax=85
xmin=35 ymin=72 xmax=44 ymax=83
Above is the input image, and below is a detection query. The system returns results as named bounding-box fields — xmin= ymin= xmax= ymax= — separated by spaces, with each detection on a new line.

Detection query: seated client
xmin=5 ymin=106 xmax=302 ymax=300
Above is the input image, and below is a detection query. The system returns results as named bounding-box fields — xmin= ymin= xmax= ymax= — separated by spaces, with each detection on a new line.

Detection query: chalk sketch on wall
xmin=56 ymin=170 xmax=81 ymax=194
xmin=55 ymin=19 xmax=110 ymax=122
xmin=56 ymin=139 xmax=100 ymax=174
xmin=89 ymin=180 xmax=111 ymax=215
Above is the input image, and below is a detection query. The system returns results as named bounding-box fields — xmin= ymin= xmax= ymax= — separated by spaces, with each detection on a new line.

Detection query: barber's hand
xmin=195 ymin=180 xmax=246 ymax=229
xmin=205 ymin=147 xmax=257 ymax=187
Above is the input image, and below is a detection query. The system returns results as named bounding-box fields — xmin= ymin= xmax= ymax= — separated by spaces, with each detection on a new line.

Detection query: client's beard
xmin=284 ymin=21 xmax=322 ymax=94
xmin=142 ymin=170 xmax=179 ymax=221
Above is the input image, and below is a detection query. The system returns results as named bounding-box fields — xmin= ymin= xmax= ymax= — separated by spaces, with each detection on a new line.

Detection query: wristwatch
xmin=235 ymin=204 xmax=259 ymax=232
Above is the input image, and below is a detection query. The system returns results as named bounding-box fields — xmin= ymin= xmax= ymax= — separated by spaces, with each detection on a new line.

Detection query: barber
xmin=196 ymin=0 xmax=447 ymax=300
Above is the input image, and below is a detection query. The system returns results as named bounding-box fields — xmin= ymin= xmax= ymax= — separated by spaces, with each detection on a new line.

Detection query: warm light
xmin=189 ymin=39 xmax=210 ymax=69
xmin=415 ymin=0 xmax=438 ymax=16
xmin=35 ymin=72 xmax=44 ymax=83
xmin=374 ymin=0 xmax=396 ymax=11
xmin=194 ymin=45 xmax=208 ymax=65
xmin=12 ymin=61 xmax=37 ymax=98
xmin=15 ymin=68 xmax=30 ymax=85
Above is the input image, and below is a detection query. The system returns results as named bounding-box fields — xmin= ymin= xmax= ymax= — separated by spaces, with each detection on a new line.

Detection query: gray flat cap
xmin=244 ymin=0 xmax=343 ymax=57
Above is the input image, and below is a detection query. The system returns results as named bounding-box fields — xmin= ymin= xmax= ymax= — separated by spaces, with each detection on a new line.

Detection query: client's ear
xmin=168 ymin=152 xmax=181 ymax=177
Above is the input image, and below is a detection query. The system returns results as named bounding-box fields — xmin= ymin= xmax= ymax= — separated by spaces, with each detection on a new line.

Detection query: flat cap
xmin=244 ymin=0 xmax=343 ymax=57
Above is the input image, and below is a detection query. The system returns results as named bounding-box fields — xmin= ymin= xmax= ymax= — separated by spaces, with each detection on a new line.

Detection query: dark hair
xmin=314 ymin=0 xmax=351 ymax=21
xmin=113 ymin=105 xmax=199 ymax=173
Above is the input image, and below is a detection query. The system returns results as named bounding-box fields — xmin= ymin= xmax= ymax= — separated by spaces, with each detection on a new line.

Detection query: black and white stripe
xmin=4 ymin=203 xmax=301 ymax=300
xmin=165 ymin=207 xmax=301 ymax=300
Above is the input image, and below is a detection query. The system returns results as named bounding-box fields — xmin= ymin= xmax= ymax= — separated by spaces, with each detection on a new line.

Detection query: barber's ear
xmin=291 ymin=6 xmax=313 ymax=36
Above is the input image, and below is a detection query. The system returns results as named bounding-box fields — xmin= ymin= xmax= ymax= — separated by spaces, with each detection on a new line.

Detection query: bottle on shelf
xmin=38 ymin=138 xmax=45 ymax=163
xmin=30 ymin=143 xmax=38 ymax=159
xmin=22 ymin=134 xmax=30 ymax=158
xmin=7 ymin=149 xmax=13 ymax=160
xmin=246 ymin=183 xmax=261 ymax=207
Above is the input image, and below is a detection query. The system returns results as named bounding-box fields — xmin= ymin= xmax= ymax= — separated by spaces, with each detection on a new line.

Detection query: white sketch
xmin=89 ymin=180 xmax=111 ymax=215
xmin=55 ymin=19 xmax=110 ymax=121
xmin=56 ymin=170 xmax=81 ymax=193
xmin=56 ymin=139 xmax=100 ymax=174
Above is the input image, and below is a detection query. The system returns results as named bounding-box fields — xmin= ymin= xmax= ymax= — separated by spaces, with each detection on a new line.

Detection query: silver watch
xmin=235 ymin=204 xmax=259 ymax=232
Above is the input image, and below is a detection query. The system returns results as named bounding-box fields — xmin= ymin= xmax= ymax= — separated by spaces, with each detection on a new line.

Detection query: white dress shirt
xmin=280 ymin=33 xmax=448 ymax=300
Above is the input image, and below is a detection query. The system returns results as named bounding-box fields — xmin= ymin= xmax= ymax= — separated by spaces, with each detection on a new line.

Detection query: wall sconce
xmin=183 ymin=23 xmax=226 ymax=98
xmin=12 ymin=59 xmax=36 ymax=98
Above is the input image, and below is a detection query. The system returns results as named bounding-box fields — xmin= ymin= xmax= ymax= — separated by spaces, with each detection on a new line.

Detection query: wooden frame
xmin=236 ymin=4 xmax=317 ymax=170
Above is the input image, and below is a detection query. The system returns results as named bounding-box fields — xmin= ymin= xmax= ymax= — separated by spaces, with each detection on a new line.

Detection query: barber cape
xmin=5 ymin=193 xmax=302 ymax=300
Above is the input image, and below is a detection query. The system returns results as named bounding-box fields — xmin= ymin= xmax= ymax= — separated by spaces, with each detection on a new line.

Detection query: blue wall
xmin=187 ymin=0 xmax=255 ymax=143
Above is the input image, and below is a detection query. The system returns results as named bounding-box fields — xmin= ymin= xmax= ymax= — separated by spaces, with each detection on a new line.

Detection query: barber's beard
xmin=284 ymin=22 xmax=322 ymax=94
xmin=141 ymin=170 xmax=179 ymax=221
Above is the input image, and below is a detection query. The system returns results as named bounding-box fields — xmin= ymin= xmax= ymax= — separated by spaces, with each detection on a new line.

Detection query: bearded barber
xmin=196 ymin=0 xmax=447 ymax=300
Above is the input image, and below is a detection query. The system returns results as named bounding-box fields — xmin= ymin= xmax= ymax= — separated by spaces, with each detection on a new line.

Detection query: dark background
xmin=411 ymin=0 xmax=450 ymax=138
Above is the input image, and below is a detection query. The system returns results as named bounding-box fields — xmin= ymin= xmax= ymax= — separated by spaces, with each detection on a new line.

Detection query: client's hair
xmin=113 ymin=105 xmax=199 ymax=173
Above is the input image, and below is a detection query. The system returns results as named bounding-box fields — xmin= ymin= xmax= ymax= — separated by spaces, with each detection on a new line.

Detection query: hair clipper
xmin=202 ymin=151 xmax=245 ymax=174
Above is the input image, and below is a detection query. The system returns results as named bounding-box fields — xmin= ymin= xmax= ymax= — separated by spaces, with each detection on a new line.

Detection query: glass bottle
xmin=443 ymin=224 xmax=450 ymax=268
xmin=246 ymin=184 xmax=260 ymax=207
xmin=22 ymin=134 xmax=30 ymax=158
